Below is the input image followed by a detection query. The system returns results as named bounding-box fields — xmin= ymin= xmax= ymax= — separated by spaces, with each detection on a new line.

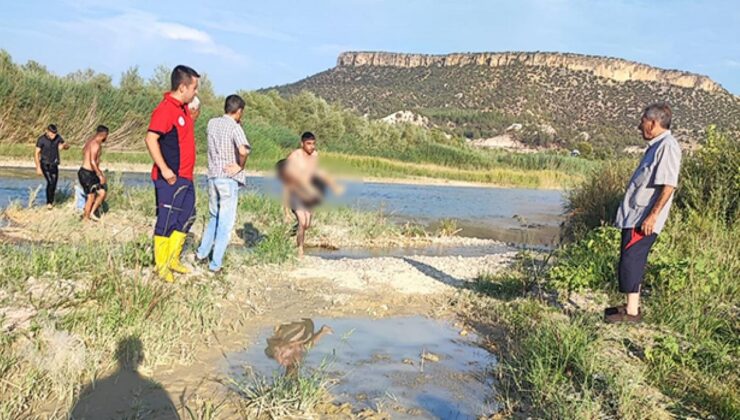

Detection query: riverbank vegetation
xmin=1 ymin=50 xmax=592 ymax=188
xmin=458 ymin=126 xmax=739 ymax=418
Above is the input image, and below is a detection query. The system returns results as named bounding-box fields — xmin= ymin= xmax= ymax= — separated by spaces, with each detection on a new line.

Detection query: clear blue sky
xmin=2 ymin=0 xmax=739 ymax=94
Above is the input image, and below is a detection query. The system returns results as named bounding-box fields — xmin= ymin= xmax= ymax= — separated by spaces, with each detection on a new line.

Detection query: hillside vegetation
xmin=274 ymin=51 xmax=740 ymax=156
xmin=0 ymin=50 xmax=590 ymax=187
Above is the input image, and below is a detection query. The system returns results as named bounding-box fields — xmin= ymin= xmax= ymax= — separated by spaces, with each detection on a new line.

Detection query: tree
xmin=120 ymin=66 xmax=144 ymax=95
xmin=147 ymin=64 xmax=171 ymax=92
xmin=65 ymin=68 xmax=113 ymax=89
xmin=22 ymin=60 xmax=50 ymax=76
xmin=196 ymin=73 xmax=219 ymax=107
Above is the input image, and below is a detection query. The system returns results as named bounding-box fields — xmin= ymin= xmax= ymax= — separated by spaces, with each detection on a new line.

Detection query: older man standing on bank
xmin=605 ymin=102 xmax=681 ymax=323
xmin=195 ymin=95 xmax=251 ymax=273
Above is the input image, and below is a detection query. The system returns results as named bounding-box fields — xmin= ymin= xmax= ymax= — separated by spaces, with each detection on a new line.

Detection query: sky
xmin=1 ymin=0 xmax=739 ymax=94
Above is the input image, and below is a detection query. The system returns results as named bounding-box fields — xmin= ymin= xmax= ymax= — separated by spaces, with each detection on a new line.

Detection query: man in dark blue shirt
xmin=34 ymin=124 xmax=70 ymax=208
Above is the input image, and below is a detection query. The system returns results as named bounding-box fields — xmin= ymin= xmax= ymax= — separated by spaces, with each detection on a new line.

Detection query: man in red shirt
xmin=144 ymin=65 xmax=199 ymax=282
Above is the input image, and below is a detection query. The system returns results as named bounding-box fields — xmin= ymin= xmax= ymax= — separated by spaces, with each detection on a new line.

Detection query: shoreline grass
xmin=0 ymin=143 xmax=587 ymax=189
xmin=457 ymin=128 xmax=740 ymax=419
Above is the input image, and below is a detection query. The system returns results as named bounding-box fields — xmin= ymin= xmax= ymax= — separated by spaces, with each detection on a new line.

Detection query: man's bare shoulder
xmin=287 ymin=149 xmax=304 ymax=160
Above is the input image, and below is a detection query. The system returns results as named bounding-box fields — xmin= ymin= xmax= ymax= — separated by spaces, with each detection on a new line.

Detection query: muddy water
xmin=227 ymin=316 xmax=496 ymax=419
xmin=1 ymin=166 xmax=564 ymax=246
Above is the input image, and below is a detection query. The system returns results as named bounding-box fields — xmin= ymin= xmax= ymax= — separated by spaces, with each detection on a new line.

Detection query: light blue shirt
xmin=615 ymin=130 xmax=681 ymax=234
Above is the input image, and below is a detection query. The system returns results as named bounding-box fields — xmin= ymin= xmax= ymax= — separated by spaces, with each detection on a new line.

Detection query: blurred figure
xmin=264 ymin=319 xmax=333 ymax=376
xmin=279 ymin=132 xmax=343 ymax=257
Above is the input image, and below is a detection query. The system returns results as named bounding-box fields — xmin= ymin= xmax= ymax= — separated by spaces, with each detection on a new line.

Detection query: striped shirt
xmin=206 ymin=115 xmax=251 ymax=185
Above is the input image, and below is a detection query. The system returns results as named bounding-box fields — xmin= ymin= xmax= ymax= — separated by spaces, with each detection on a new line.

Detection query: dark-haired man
xmin=605 ymin=102 xmax=682 ymax=323
xmin=281 ymin=132 xmax=342 ymax=257
xmin=78 ymin=125 xmax=109 ymax=221
xmin=144 ymin=65 xmax=199 ymax=282
xmin=34 ymin=124 xmax=70 ymax=208
xmin=195 ymin=94 xmax=251 ymax=273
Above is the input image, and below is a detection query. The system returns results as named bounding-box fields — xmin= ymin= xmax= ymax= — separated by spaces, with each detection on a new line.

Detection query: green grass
xmin=458 ymin=128 xmax=740 ymax=418
xmin=0 ymin=173 xmax=406 ymax=418
xmin=230 ymin=362 xmax=333 ymax=419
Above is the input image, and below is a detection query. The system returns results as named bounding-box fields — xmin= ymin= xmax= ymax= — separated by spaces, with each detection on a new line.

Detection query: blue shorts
xmin=618 ymin=228 xmax=657 ymax=293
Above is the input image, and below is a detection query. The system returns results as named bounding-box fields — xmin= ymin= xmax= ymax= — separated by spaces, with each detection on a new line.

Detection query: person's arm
xmin=641 ymin=143 xmax=681 ymax=235
xmin=144 ymin=132 xmax=176 ymax=185
xmin=640 ymin=185 xmax=674 ymax=235
xmin=225 ymin=127 xmax=251 ymax=175
xmin=34 ymin=147 xmax=42 ymax=175
xmin=237 ymin=145 xmax=250 ymax=168
xmin=58 ymin=136 xmax=70 ymax=150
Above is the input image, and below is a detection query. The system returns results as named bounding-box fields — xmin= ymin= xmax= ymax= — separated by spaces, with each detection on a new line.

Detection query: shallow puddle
xmin=226 ymin=316 xmax=497 ymax=419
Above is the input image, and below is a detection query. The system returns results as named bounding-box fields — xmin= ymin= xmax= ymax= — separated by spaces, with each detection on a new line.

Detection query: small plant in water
xmin=436 ymin=218 xmax=461 ymax=236
xmin=230 ymin=360 xmax=335 ymax=419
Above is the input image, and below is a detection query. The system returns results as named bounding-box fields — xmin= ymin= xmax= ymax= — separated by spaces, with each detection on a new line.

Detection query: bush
xmin=547 ymin=227 xmax=620 ymax=292
xmin=561 ymin=160 xmax=633 ymax=241
xmin=676 ymin=125 xmax=739 ymax=224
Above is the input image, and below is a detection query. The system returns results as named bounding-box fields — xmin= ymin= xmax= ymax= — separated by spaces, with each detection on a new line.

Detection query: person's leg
xmin=168 ymin=180 xmax=196 ymax=274
xmin=626 ymin=290 xmax=640 ymax=316
xmin=295 ymin=209 xmax=309 ymax=257
xmin=48 ymin=164 xmax=58 ymax=205
xmin=196 ymin=179 xmax=219 ymax=261
xmin=153 ymin=179 xmax=176 ymax=282
xmin=83 ymin=193 xmax=95 ymax=220
xmin=89 ymin=189 xmax=106 ymax=219
xmin=609 ymin=228 xmax=657 ymax=322
xmin=209 ymin=179 xmax=238 ymax=271
xmin=42 ymin=164 xmax=54 ymax=206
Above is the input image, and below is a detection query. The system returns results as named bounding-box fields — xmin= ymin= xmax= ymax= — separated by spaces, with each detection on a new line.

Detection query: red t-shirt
xmin=147 ymin=92 xmax=196 ymax=181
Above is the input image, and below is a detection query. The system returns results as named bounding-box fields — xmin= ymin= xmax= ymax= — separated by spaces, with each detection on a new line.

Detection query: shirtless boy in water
xmin=78 ymin=125 xmax=109 ymax=221
xmin=279 ymin=132 xmax=342 ymax=257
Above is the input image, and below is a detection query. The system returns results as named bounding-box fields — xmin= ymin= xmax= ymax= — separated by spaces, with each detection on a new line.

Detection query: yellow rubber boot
xmin=154 ymin=235 xmax=174 ymax=283
xmin=168 ymin=230 xmax=191 ymax=274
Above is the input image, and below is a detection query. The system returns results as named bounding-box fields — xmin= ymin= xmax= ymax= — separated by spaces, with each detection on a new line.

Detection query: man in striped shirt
xmin=195 ymin=94 xmax=251 ymax=273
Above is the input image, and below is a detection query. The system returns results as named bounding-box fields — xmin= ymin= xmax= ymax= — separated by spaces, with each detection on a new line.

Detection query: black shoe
xmin=604 ymin=305 xmax=626 ymax=316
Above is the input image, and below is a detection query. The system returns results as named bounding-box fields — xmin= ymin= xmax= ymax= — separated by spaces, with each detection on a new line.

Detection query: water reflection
xmin=264 ymin=318 xmax=333 ymax=376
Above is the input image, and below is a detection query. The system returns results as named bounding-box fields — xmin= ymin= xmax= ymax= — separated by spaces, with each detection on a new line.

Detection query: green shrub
xmin=676 ymin=125 xmax=739 ymax=224
xmin=547 ymin=227 xmax=620 ymax=292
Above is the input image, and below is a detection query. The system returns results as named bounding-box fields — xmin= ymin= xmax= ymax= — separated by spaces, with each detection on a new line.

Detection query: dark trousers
xmin=153 ymin=178 xmax=196 ymax=237
xmin=41 ymin=163 xmax=59 ymax=205
xmin=618 ymin=228 xmax=658 ymax=293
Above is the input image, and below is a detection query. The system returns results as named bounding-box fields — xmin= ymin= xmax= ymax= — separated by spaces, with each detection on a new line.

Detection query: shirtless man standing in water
xmin=280 ymin=132 xmax=342 ymax=257
xmin=78 ymin=125 xmax=109 ymax=221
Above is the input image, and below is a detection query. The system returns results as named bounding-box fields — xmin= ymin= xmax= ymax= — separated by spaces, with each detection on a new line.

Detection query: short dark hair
xmin=96 ymin=125 xmax=109 ymax=134
xmin=643 ymin=102 xmax=672 ymax=129
xmin=170 ymin=65 xmax=200 ymax=91
xmin=224 ymin=94 xmax=246 ymax=114
xmin=47 ymin=124 xmax=58 ymax=133
xmin=301 ymin=131 xmax=316 ymax=142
